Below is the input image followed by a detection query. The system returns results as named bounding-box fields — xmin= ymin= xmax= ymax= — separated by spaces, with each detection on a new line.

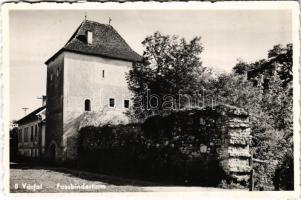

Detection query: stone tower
xmin=44 ymin=20 xmax=142 ymax=162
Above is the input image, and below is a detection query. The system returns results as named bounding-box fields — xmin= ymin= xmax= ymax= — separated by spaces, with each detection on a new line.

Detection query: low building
xmin=16 ymin=105 xmax=46 ymax=159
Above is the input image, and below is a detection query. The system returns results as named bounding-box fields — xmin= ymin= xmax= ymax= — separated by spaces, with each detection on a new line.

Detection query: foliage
xmin=214 ymin=43 xmax=293 ymax=190
xmin=125 ymin=32 xmax=293 ymax=190
xmin=233 ymin=59 xmax=266 ymax=77
xmin=274 ymin=150 xmax=294 ymax=190
xmin=126 ymin=32 xmax=210 ymax=120
xmin=233 ymin=43 xmax=293 ymax=89
xmin=268 ymin=44 xmax=293 ymax=87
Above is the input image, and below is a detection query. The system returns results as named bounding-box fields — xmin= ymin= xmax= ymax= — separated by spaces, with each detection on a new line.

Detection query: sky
xmin=9 ymin=9 xmax=292 ymax=121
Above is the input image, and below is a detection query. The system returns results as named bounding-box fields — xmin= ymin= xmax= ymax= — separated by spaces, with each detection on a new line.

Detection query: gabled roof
xmin=45 ymin=20 xmax=143 ymax=64
xmin=16 ymin=106 xmax=46 ymax=125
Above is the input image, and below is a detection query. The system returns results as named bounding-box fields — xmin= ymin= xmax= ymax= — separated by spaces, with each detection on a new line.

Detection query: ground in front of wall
xmin=10 ymin=163 xmax=227 ymax=193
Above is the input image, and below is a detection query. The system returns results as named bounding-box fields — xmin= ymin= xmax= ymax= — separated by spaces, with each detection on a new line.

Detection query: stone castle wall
xmin=78 ymin=104 xmax=251 ymax=186
xmin=214 ymin=105 xmax=251 ymax=184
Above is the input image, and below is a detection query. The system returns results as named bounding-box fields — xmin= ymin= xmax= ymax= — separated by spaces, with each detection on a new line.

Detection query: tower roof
xmin=45 ymin=20 xmax=143 ymax=64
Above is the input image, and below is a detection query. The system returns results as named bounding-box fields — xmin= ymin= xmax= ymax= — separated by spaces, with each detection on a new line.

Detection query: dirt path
xmin=10 ymin=168 xmax=147 ymax=193
xmin=10 ymin=163 xmax=225 ymax=193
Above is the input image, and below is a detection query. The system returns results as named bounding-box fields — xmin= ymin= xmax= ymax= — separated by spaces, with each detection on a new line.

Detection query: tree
xmin=232 ymin=59 xmax=251 ymax=75
xmin=127 ymin=32 xmax=209 ymax=120
xmin=211 ymin=72 xmax=293 ymax=190
xmin=261 ymin=75 xmax=293 ymax=134
xmin=244 ymin=44 xmax=293 ymax=89
xmin=221 ymin=43 xmax=293 ymax=190
xmin=268 ymin=43 xmax=293 ymax=87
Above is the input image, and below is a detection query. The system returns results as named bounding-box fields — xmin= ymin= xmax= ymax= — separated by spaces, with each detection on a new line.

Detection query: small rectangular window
xmin=124 ymin=100 xmax=130 ymax=108
xmin=85 ymin=99 xmax=91 ymax=111
xmin=102 ymin=70 xmax=105 ymax=78
xmin=50 ymin=73 xmax=53 ymax=81
xmin=109 ymin=98 xmax=115 ymax=108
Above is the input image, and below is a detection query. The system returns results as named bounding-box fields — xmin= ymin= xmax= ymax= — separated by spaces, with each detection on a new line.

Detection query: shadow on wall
xmin=77 ymin=104 xmax=251 ymax=187
xmin=63 ymin=107 xmax=130 ymax=161
xmin=51 ymin=104 xmax=251 ymax=188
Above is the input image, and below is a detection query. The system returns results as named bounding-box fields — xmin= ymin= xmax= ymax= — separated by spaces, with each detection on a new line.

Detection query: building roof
xmin=45 ymin=20 xmax=143 ymax=64
xmin=16 ymin=106 xmax=46 ymax=125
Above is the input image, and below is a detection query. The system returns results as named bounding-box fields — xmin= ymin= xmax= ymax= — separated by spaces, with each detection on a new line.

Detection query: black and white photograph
xmin=2 ymin=1 xmax=300 ymax=196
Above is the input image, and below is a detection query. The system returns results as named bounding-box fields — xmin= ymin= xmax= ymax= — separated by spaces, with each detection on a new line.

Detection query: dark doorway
xmin=85 ymin=99 xmax=91 ymax=111
xmin=49 ymin=144 xmax=56 ymax=162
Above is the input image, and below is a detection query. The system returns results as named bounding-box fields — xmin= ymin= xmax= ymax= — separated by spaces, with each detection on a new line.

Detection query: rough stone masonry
xmin=78 ymin=104 xmax=252 ymax=186
xmin=142 ymin=104 xmax=252 ymax=185
xmin=213 ymin=105 xmax=252 ymax=184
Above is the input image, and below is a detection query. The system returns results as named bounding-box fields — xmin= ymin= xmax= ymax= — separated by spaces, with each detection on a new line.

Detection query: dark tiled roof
xmin=16 ymin=106 xmax=46 ymax=125
xmin=46 ymin=20 xmax=143 ymax=64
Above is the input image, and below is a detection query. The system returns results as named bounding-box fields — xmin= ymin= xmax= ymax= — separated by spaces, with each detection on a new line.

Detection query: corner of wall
xmin=217 ymin=105 xmax=252 ymax=185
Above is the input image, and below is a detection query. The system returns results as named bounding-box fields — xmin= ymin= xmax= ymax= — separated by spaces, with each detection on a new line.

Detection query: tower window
xmin=87 ymin=31 xmax=93 ymax=44
xmin=85 ymin=99 xmax=91 ymax=111
xmin=109 ymin=98 xmax=115 ymax=108
xmin=102 ymin=70 xmax=105 ymax=78
xmin=56 ymin=68 xmax=59 ymax=77
xmin=124 ymin=100 xmax=129 ymax=108
xmin=50 ymin=73 xmax=53 ymax=81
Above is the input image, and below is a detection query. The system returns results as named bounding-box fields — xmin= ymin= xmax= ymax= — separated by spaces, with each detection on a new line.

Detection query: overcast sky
xmin=9 ymin=9 xmax=292 ymax=121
